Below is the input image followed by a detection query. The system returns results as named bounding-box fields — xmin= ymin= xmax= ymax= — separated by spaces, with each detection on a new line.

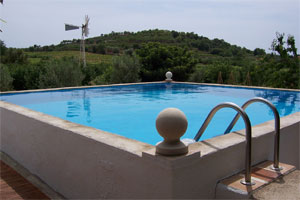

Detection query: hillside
xmin=25 ymin=29 xmax=262 ymax=58
xmin=24 ymin=29 xmax=265 ymax=75
xmin=26 ymin=51 xmax=113 ymax=65
xmin=1 ymin=30 xmax=298 ymax=91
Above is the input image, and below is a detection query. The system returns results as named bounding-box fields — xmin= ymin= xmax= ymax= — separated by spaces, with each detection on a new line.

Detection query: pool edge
xmin=1 ymin=81 xmax=299 ymax=95
xmin=0 ymin=100 xmax=154 ymax=156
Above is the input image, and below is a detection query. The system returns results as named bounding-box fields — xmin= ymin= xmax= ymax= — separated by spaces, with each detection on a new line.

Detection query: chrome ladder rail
xmin=224 ymin=97 xmax=281 ymax=170
xmin=194 ymin=102 xmax=255 ymax=185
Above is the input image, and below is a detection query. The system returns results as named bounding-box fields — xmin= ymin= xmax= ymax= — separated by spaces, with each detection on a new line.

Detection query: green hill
xmin=25 ymin=29 xmax=260 ymax=59
xmin=1 ymin=30 xmax=298 ymax=91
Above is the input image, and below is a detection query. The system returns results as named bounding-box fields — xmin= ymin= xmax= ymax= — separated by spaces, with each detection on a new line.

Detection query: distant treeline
xmin=26 ymin=29 xmax=261 ymax=57
xmin=0 ymin=30 xmax=299 ymax=91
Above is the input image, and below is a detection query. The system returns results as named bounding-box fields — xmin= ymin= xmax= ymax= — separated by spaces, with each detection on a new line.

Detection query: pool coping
xmin=188 ymin=111 xmax=300 ymax=158
xmin=0 ymin=81 xmax=299 ymax=95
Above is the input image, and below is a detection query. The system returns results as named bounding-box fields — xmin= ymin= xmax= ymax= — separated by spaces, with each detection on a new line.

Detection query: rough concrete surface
xmin=0 ymin=151 xmax=65 ymax=199
xmin=252 ymin=170 xmax=300 ymax=200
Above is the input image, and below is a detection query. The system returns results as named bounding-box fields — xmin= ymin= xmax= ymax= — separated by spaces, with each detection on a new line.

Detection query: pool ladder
xmin=193 ymin=97 xmax=281 ymax=186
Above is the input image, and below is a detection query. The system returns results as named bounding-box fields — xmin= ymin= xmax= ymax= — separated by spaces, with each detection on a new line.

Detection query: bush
xmin=0 ymin=64 xmax=14 ymax=91
xmin=24 ymin=63 xmax=43 ymax=89
xmin=110 ymin=55 xmax=141 ymax=83
xmin=188 ymin=64 xmax=206 ymax=83
xmin=39 ymin=57 xmax=84 ymax=88
xmin=188 ymin=63 xmax=243 ymax=84
xmin=92 ymin=66 xmax=113 ymax=85
xmin=2 ymin=48 xmax=28 ymax=64
xmin=91 ymin=55 xmax=141 ymax=85
xmin=9 ymin=64 xmax=28 ymax=90
xmin=82 ymin=63 xmax=110 ymax=85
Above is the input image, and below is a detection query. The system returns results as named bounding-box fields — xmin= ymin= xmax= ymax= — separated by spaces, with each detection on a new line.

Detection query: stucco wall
xmin=0 ymin=102 xmax=173 ymax=199
xmin=1 ymin=100 xmax=299 ymax=199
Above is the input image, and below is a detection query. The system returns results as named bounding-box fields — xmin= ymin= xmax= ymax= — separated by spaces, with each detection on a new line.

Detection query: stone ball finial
xmin=155 ymin=108 xmax=188 ymax=156
xmin=165 ymin=71 xmax=173 ymax=82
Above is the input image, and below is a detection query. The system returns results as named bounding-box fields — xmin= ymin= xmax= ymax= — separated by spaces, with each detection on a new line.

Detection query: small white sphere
xmin=165 ymin=71 xmax=173 ymax=80
xmin=156 ymin=108 xmax=188 ymax=143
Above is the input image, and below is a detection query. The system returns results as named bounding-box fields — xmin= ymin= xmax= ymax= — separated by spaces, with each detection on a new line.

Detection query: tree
xmin=171 ymin=30 xmax=179 ymax=38
xmin=217 ymin=71 xmax=223 ymax=84
xmin=269 ymin=32 xmax=299 ymax=88
xmin=95 ymin=44 xmax=106 ymax=54
xmin=253 ymin=48 xmax=266 ymax=56
xmin=0 ymin=40 xmax=6 ymax=57
xmin=251 ymin=33 xmax=300 ymax=89
xmin=137 ymin=42 xmax=195 ymax=81
xmin=2 ymin=48 xmax=28 ymax=64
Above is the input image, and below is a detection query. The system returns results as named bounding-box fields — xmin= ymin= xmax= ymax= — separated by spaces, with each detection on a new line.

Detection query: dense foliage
xmin=137 ymin=42 xmax=196 ymax=81
xmin=0 ymin=30 xmax=299 ymax=91
xmin=26 ymin=29 xmax=253 ymax=58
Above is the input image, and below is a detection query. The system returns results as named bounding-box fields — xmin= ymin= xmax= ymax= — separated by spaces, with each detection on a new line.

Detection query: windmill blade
xmin=0 ymin=18 xmax=6 ymax=23
xmin=85 ymin=15 xmax=90 ymax=26
xmin=65 ymin=23 xmax=80 ymax=31
xmin=84 ymin=15 xmax=90 ymax=37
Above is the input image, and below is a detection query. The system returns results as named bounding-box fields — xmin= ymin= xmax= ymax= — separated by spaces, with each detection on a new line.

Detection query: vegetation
xmin=26 ymin=51 xmax=113 ymax=65
xmin=137 ymin=42 xmax=196 ymax=81
xmin=38 ymin=57 xmax=84 ymax=88
xmin=0 ymin=30 xmax=299 ymax=92
xmin=0 ymin=64 xmax=13 ymax=91
xmin=92 ymin=55 xmax=141 ymax=85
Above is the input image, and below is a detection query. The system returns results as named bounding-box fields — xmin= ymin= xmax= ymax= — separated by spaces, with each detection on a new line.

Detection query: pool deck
xmin=252 ymin=169 xmax=300 ymax=199
xmin=0 ymin=152 xmax=64 ymax=200
xmin=0 ymin=161 xmax=50 ymax=199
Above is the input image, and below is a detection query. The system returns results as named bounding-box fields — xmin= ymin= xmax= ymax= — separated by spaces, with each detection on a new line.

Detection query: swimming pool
xmin=1 ymin=83 xmax=299 ymax=145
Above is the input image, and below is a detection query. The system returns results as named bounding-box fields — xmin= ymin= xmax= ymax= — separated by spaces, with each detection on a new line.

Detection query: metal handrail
xmin=194 ymin=102 xmax=255 ymax=185
xmin=224 ymin=97 xmax=281 ymax=170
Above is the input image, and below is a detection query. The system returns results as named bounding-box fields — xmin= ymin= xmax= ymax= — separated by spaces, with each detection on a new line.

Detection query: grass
xmin=26 ymin=51 xmax=113 ymax=65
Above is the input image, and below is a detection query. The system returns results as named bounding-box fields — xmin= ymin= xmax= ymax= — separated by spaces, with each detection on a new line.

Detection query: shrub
xmin=91 ymin=66 xmax=113 ymax=85
xmin=110 ymin=55 xmax=141 ymax=83
xmin=39 ymin=57 xmax=84 ymax=88
xmin=91 ymin=55 xmax=141 ymax=85
xmin=82 ymin=63 xmax=110 ymax=85
xmin=0 ymin=64 xmax=14 ymax=91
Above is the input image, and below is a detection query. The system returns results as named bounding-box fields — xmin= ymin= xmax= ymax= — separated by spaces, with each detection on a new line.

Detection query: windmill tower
xmin=65 ymin=15 xmax=90 ymax=67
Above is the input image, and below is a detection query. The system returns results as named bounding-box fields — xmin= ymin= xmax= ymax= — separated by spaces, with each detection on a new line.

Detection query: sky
xmin=0 ymin=0 xmax=299 ymax=52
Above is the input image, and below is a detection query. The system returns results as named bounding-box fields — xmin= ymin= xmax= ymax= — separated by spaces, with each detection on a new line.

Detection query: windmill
xmin=65 ymin=15 xmax=90 ymax=67
xmin=0 ymin=0 xmax=5 ymax=32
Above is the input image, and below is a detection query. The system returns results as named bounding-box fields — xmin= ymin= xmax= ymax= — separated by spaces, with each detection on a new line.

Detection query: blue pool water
xmin=1 ymin=83 xmax=300 ymax=145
